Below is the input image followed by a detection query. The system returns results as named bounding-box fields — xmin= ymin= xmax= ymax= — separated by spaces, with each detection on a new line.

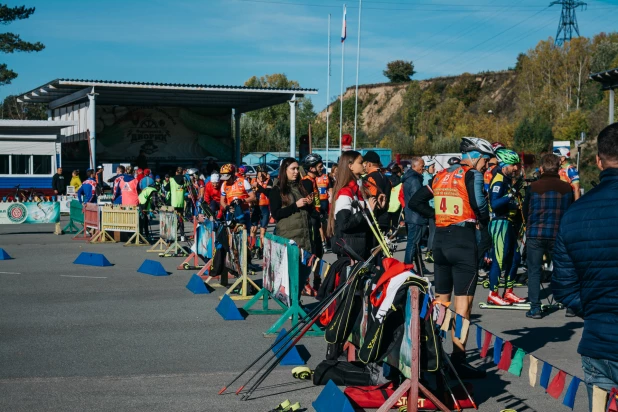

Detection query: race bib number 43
xmin=435 ymin=196 xmax=463 ymax=216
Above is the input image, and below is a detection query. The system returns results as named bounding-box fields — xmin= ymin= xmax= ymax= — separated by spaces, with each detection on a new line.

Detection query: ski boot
xmin=269 ymin=400 xmax=301 ymax=411
xmin=503 ymin=288 xmax=527 ymax=304
xmin=487 ymin=291 xmax=511 ymax=306
xmin=292 ymin=366 xmax=314 ymax=380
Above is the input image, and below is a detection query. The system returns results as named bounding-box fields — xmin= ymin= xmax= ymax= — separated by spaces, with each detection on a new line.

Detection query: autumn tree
xmin=0 ymin=4 xmax=45 ymax=86
xmin=240 ymin=73 xmax=315 ymax=153
xmin=383 ymin=60 xmax=416 ymax=83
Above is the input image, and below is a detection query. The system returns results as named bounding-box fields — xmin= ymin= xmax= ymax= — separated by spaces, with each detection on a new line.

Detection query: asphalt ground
xmin=0 ymin=218 xmax=587 ymax=411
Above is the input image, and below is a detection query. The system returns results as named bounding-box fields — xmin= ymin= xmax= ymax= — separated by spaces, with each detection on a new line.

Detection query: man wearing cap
xmin=363 ymin=150 xmax=391 ymax=235
xmin=95 ymin=165 xmax=104 ymax=194
xmin=139 ymin=169 xmax=154 ymax=191
xmin=554 ymin=147 xmax=580 ymax=201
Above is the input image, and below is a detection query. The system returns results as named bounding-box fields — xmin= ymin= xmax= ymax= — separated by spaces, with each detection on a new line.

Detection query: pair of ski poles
xmin=219 ymin=241 xmax=384 ymax=401
xmin=355 ymin=178 xmax=392 ymax=258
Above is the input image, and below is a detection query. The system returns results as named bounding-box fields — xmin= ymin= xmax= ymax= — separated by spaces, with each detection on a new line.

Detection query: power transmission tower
xmin=549 ymin=0 xmax=587 ymax=46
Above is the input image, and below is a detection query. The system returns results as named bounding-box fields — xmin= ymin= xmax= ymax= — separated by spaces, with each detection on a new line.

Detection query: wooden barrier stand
xmin=90 ymin=205 xmax=149 ymax=246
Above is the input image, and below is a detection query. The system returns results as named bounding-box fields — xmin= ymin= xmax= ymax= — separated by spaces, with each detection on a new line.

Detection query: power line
xmin=235 ymin=0 xmax=589 ymax=12
xmin=433 ymin=6 xmax=551 ymax=68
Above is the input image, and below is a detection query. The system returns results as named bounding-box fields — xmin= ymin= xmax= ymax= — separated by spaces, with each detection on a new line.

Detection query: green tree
xmin=383 ymin=60 xmax=416 ymax=83
xmin=513 ymin=116 xmax=553 ymax=154
xmin=0 ymin=94 xmax=46 ymax=119
xmin=0 ymin=4 xmax=45 ymax=86
xmin=447 ymin=73 xmax=481 ymax=107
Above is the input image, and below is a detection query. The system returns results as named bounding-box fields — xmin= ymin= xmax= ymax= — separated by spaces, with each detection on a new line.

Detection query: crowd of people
xmin=63 ymin=122 xmax=618 ymax=406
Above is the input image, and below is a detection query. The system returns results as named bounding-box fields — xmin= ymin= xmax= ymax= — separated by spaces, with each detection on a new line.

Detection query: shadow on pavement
xmin=501 ymin=321 xmax=582 ymax=354
xmin=469 ymin=350 xmax=538 ymax=412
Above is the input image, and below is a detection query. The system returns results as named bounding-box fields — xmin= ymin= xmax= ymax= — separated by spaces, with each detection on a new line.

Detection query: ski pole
xmin=239 ymin=241 xmax=386 ymax=398
xmin=354 ymin=194 xmax=390 ymax=258
xmin=439 ymin=368 xmax=462 ymax=412
xmin=238 ymin=245 xmax=384 ymax=400
xmin=236 ymin=271 xmax=361 ymax=399
xmin=442 ymin=353 xmax=478 ymax=410
xmin=221 ymin=243 xmax=376 ymax=395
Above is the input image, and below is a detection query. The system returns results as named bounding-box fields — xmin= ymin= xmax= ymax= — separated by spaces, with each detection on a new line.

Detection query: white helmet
xmin=460 ymin=137 xmax=494 ymax=157
xmin=553 ymin=147 xmax=570 ymax=158
xmin=186 ymin=168 xmax=199 ymax=176
xmin=210 ymin=172 xmax=220 ymax=183
xmin=422 ymin=155 xmax=436 ymax=167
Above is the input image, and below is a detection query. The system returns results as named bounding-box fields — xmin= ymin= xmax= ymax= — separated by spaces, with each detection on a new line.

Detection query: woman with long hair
xmin=327 ymin=151 xmax=378 ymax=260
xmin=268 ymin=157 xmax=314 ymax=251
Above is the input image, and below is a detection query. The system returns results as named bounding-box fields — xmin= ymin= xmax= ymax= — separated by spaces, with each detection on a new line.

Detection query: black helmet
xmin=448 ymin=157 xmax=461 ymax=166
xmin=303 ymin=153 xmax=323 ymax=168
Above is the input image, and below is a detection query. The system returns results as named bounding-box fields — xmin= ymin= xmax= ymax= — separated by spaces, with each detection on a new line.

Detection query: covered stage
xmin=18 ymin=79 xmax=318 ymax=169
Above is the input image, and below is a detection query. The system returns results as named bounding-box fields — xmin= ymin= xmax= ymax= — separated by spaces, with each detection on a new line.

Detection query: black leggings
xmin=433 ymin=225 xmax=478 ymax=297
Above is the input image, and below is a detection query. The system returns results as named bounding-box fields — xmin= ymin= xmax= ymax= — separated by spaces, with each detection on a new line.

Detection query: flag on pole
xmin=341 ymin=5 xmax=347 ymax=43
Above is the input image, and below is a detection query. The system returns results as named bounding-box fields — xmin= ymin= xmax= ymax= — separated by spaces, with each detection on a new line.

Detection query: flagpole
xmin=339 ymin=4 xmax=346 ymax=157
xmin=353 ymin=0 xmax=362 ymax=150
xmin=326 ymin=14 xmax=331 ymax=168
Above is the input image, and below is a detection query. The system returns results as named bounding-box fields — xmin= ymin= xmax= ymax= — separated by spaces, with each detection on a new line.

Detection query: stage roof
xmin=17 ymin=79 xmax=318 ymax=112
xmin=590 ymin=68 xmax=618 ymax=90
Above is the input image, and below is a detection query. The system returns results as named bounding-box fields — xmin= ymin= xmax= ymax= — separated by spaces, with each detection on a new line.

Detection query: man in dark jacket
xmin=522 ymin=154 xmax=573 ymax=319
xmin=402 ymin=157 xmax=430 ymax=271
xmin=553 ymin=122 xmax=618 ymax=405
xmin=51 ymin=167 xmax=67 ymax=196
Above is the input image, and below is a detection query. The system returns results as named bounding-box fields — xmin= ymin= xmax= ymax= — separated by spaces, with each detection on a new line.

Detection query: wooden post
xmin=377 ymin=286 xmax=450 ymax=412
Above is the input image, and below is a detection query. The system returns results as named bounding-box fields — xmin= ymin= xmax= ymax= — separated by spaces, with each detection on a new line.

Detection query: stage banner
xmin=0 ymin=202 xmax=60 ymax=224
xmin=263 ymin=236 xmax=291 ymax=307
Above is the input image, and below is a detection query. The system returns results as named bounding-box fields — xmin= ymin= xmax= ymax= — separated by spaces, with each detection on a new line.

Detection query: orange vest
xmin=223 ymin=178 xmax=249 ymax=202
xmin=121 ymin=178 xmax=140 ymax=206
xmin=316 ymin=174 xmax=330 ymax=201
xmin=302 ymin=175 xmax=321 ymax=210
xmin=251 ymin=177 xmax=270 ymax=206
xmin=432 ymin=165 xmax=476 ymax=228
xmin=484 ymin=165 xmax=495 ymax=188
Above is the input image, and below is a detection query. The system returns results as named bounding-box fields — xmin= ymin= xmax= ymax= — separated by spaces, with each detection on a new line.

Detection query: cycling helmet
xmin=303 ymin=153 xmax=323 ymax=168
xmin=237 ymin=165 xmax=246 ymax=177
xmin=492 ymin=142 xmax=505 ymax=151
xmin=422 ymin=155 xmax=436 ymax=167
xmin=220 ymin=164 xmax=235 ymax=175
xmin=495 ymin=149 xmax=520 ymax=165
xmin=460 ymin=137 xmax=494 ymax=156
xmin=448 ymin=157 xmax=461 ymax=166
xmin=220 ymin=164 xmax=235 ymax=181
xmin=186 ymin=168 xmax=199 ymax=176
xmin=211 ymin=172 xmax=220 ymax=183
xmin=553 ymin=147 xmax=570 ymax=158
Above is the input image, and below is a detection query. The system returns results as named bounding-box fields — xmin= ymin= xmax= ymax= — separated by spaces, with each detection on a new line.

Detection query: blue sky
xmin=2 ymin=0 xmax=617 ymax=109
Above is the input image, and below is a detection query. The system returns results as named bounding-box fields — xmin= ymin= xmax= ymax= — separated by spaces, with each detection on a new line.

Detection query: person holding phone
xmin=268 ymin=158 xmax=315 ymax=252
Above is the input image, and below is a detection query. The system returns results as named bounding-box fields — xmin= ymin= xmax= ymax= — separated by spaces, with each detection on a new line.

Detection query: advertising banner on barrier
xmin=159 ymin=208 xmax=177 ymax=242
xmin=0 ymin=202 xmax=60 ymax=224
xmin=196 ymin=220 xmax=214 ymax=259
xmin=263 ymin=236 xmax=291 ymax=306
